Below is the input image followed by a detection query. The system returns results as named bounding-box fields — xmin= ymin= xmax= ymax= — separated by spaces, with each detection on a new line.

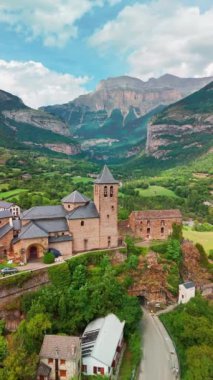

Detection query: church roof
xmin=0 ymin=223 xmax=13 ymax=238
xmin=19 ymin=222 xmax=48 ymax=240
xmin=35 ymin=218 xmax=69 ymax=233
xmin=67 ymin=201 xmax=99 ymax=220
xmin=0 ymin=210 xmax=12 ymax=219
xmin=94 ymin=165 xmax=119 ymax=184
xmin=22 ymin=205 xmax=67 ymax=220
xmin=61 ymin=190 xmax=90 ymax=204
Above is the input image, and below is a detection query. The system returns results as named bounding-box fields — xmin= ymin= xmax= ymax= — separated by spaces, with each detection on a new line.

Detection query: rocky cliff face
xmin=41 ymin=74 xmax=212 ymax=161
xmin=147 ymin=82 xmax=213 ymax=160
xmin=0 ymin=89 xmax=80 ymax=155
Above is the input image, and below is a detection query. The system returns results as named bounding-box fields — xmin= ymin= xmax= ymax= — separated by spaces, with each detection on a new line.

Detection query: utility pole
xmin=55 ymin=346 xmax=60 ymax=380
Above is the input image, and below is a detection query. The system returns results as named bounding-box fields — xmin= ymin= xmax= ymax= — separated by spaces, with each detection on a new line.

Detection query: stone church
xmin=0 ymin=165 xmax=119 ymax=263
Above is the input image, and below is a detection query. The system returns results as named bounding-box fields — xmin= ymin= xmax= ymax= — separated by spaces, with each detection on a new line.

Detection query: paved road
xmin=138 ymin=308 xmax=179 ymax=380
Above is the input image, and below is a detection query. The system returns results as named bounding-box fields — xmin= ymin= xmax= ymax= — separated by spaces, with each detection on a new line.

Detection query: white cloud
xmin=0 ymin=0 xmax=119 ymax=47
xmin=90 ymin=0 xmax=213 ymax=79
xmin=0 ymin=60 xmax=89 ymax=108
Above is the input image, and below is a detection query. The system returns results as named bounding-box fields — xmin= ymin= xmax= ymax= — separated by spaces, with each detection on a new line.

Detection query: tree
xmin=171 ymin=223 xmax=183 ymax=241
xmin=0 ymin=336 xmax=7 ymax=363
xmin=184 ymin=345 xmax=213 ymax=380
xmin=166 ymin=239 xmax=181 ymax=262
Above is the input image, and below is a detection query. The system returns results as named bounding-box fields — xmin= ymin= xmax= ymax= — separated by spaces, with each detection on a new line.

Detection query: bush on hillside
xmin=43 ymin=252 xmax=55 ymax=264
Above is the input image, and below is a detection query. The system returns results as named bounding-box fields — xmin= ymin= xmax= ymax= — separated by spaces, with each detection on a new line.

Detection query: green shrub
xmin=43 ymin=252 xmax=55 ymax=264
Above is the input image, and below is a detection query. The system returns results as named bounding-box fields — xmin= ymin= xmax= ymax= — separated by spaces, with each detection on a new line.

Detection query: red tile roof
xmin=131 ymin=209 xmax=182 ymax=220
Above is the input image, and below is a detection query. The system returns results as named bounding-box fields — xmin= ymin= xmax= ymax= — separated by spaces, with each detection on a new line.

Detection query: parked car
xmin=0 ymin=267 xmax=19 ymax=276
xmin=48 ymin=248 xmax=62 ymax=258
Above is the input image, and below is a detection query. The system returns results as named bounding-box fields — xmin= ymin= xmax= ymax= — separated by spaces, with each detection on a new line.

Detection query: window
xmin=161 ymin=227 xmax=164 ymax=234
xmin=104 ymin=186 xmax=108 ymax=197
xmin=60 ymin=359 xmax=66 ymax=365
xmin=110 ymin=186 xmax=113 ymax=197
xmin=68 ymin=204 xmax=71 ymax=209
xmin=60 ymin=370 xmax=67 ymax=377
xmin=39 ymin=376 xmax=45 ymax=380
xmin=147 ymin=220 xmax=150 ymax=226
xmin=93 ymin=366 xmax=97 ymax=374
xmin=81 ymin=220 xmax=84 ymax=226
xmin=98 ymin=367 xmax=105 ymax=375
xmin=107 ymin=214 xmax=109 ymax=219
xmin=82 ymin=364 xmax=87 ymax=373
xmin=108 ymin=236 xmax=111 ymax=248
xmin=147 ymin=228 xmax=150 ymax=234
xmin=111 ymin=205 xmax=114 ymax=211
xmin=161 ymin=220 xmax=165 ymax=226
xmin=48 ymin=358 xmax=53 ymax=364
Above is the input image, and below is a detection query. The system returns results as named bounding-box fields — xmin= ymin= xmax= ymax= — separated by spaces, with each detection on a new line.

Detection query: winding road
xmin=138 ymin=308 xmax=179 ymax=380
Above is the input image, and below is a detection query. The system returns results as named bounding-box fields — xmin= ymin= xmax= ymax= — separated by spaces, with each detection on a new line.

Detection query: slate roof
xmin=35 ymin=218 xmax=69 ymax=233
xmin=94 ymin=165 xmax=119 ymax=184
xmin=0 ymin=200 xmax=13 ymax=209
xmin=19 ymin=222 xmax=48 ymax=240
xmin=0 ymin=223 xmax=13 ymax=238
xmin=183 ymin=281 xmax=195 ymax=289
xmin=39 ymin=335 xmax=80 ymax=360
xmin=37 ymin=362 xmax=51 ymax=377
xmin=22 ymin=205 xmax=67 ymax=220
xmin=131 ymin=209 xmax=182 ymax=220
xmin=49 ymin=235 xmax=72 ymax=243
xmin=0 ymin=210 xmax=12 ymax=219
xmin=13 ymin=219 xmax=21 ymax=230
xmin=82 ymin=314 xmax=125 ymax=367
xmin=67 ymin=201 xmax=99 ymax=220
xmin=62 ymin=190 xmax=90 ymax=203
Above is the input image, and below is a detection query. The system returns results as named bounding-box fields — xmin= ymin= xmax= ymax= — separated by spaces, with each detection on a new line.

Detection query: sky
xmin=0 ymin=0 xmax=212 ymax=108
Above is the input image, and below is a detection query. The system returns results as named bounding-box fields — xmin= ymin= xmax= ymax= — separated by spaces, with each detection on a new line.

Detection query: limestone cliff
xmin=147 ymin=81 xmax=213 ymax=160
xmin=0 ymin=89 xmax=80 ymax=155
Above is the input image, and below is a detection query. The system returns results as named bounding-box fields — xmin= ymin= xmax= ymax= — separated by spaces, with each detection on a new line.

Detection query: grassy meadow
xmin=183 ymin=226 xmax=213 ymax=254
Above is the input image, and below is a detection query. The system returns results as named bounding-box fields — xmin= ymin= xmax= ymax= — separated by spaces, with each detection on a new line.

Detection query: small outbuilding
xmin=178 ymin=281 xmax=195 ymax=304
xmin=81 ymin=313 xmax=125 ymax=377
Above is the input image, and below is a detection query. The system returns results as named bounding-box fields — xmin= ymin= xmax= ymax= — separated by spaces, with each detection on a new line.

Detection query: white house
xmin=37 ymin=335 xmax=81 ymax=380
xmin=81 ymin=313 xmax=125 ymax=377
xmin=0 ymin=200 xmax=20 ymax=217
xmin=178 ymin=281 xmax=195 ymax=304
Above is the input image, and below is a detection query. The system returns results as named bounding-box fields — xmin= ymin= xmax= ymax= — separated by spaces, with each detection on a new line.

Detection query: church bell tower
xmin=94 ymin=165 xmax=119 ymax=249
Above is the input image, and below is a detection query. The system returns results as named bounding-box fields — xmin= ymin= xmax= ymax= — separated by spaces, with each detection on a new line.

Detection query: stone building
xmin=7 ymin=165 xmax=119 ymax=263
xmin=0 ymin=210 xmax=14 ymax=259
xmin=178 ymin=281 xmax=195 ymax=304
xmin=37 ymin=335 xmax=81 ymax=380
xmin=0 ymin=200 xmax=20 ymax=217
xmin=129 ymin=209 xmax=182 ymax=240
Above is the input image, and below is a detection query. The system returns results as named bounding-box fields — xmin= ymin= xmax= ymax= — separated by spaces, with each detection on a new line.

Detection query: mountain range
xmin=0 ymin=73 xmax=212 ymax=162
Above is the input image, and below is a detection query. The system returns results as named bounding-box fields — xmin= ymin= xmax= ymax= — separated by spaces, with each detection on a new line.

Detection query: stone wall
xmin=129 ymin=216 xmax=182 ymax=240
xmin=68 ymin=218 xmax=100 ymax=252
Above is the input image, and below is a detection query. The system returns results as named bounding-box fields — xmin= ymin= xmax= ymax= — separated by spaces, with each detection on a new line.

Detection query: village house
xmin=178 ymin=281 xmax=195 ymax=304
xmin=0 ymin=210 xmax=14 ymax=259
xmin=129 ymin=209 xmax=182 ymax=240
xmin=0 ymin=200 xmax=20 ymax=217
xmin=3 ymin=165 xmax=119 ymax=263
xmin=37 ymin=335 xmax=81 ymax=380
xmin=81 ymin=313 xmax=125 ymax=378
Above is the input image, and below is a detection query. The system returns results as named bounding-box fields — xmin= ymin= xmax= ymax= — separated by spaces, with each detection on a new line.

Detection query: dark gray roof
xmin=67 ymin=201 xmax=99 ymax=220
xmin=37 ymin=362 xmax=51 ymax=377
xmin=94 ymin=165 xmax=119 ymax=184
xmin=0 ymin=223 xmax=13 ymax=238
xmin=22 ymin=205 xmax=67 ymax=220
xmin=35 ymin=218 xmax=69 ymax=233
xmin=0 ymin=200 xmax=13 ymax=209
xmin=62 ymin=190 xmax=90 ymax=203
xmin=183 ymin=281 xmax=195 ymax=289
xmin=49 ymin=235 xmax=73 ymax=243
xmin=19 ymin=222 xmax=48 ymax=239
xmin=39 ymin=335 xmax=80 ymax=360
xmin=12 ymin=219 xmax=21 ymax=230
xmin=0 ymin=210 xmax=12 ymax=219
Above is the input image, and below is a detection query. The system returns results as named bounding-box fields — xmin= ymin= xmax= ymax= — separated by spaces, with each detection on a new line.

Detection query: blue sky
xmin=0 ymin=0 xmax=212 ymax=108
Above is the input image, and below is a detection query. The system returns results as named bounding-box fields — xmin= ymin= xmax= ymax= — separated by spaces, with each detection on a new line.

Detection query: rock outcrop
xmin=147 ymin=81 xmax=213 ymax=160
